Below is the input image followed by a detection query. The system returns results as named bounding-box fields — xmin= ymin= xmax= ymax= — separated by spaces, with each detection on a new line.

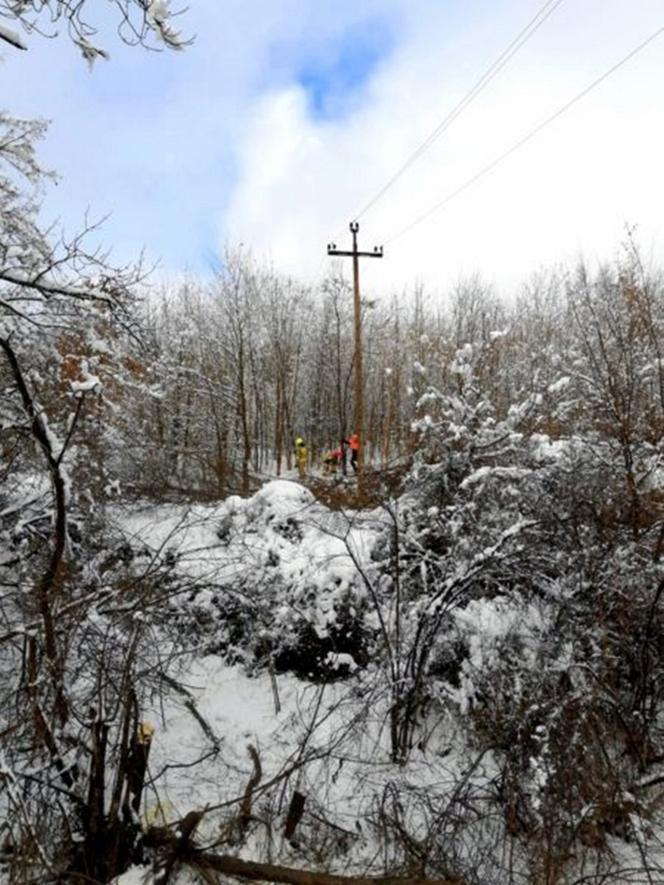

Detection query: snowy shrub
xmin=164 ymin=482 xmax=377 ymax=680
xmin=182 ymin=571 xmax=374 ymax=681
xmin=271 ymin=586 xmax=372 ymax=680
xmin=359 ymin=330 xmax=664 ymax=880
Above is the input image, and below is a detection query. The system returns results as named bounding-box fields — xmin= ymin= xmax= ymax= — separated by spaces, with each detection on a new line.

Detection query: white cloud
xmin=2 ymin=0 xmax=662 ymax=291
xmin=223 ymin=0 xmax=664 ymax=299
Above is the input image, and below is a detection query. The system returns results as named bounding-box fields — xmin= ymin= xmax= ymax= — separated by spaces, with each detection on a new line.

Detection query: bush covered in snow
xmin=359 ymin=335 xmax=664 ymax=875
xmin=146 ymin=482 xmax=378 ymax=681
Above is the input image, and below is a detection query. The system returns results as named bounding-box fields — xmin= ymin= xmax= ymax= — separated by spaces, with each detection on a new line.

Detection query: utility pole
xmin=327 ymin=222 xmax=383 ymax=477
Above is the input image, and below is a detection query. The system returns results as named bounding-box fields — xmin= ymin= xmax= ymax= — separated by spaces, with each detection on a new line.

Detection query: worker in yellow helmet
xmin=294 ymin=437 xmax=308 ymax=479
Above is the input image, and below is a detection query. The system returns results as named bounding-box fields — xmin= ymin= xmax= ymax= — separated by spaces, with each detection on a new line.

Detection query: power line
xmin=353 ymin=0 xmax=567 ymax=222
xmin=386 ymin=22 xmax=664 ymax=245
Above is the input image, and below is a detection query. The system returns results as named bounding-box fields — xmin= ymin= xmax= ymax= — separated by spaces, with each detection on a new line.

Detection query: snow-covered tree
xmin=0 ymin=0 xmax=187 ymax=59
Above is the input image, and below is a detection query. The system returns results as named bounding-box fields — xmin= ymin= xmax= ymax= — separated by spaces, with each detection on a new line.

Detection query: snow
xmin=135 ymin=649 xmax=483 ymax=876
xmin=547 ymin=375 xmax=571 ymax=393
xmin=146 ymin=658 xmax=300 ymax=819
xmin=250 ymin=478 xmax=315 ymax=513
xmin=325 ymin=651 xmax=358 ymax=673
xmin=529 ymin=432 xmax=570 ymax=461
xmin=88 ymin=333 xmax=113 ymax=355
xmin=114 ymin=867 xmax=151 ymax=885
xmin=107 ymin=482 xmax=466 ymax=860
xmin=70 ymin=375 xmax=102 ymax=395
xmin=450 ymin=596 xmax=549 ymax=714
xmin=8 ymin=470 xmax=664 ymax=883
xmin=460 ymin=465 xmax=532 ymax=488
xmin=148 ymin=0 xmax=171 ymax=19
xmin=117 ymin=479 xmax=373 ymax=594
xmin=147 ymin=0 xmax=185 ymax=48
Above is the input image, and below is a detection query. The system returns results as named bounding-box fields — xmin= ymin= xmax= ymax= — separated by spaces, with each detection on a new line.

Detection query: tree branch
xmin=188 ymin=853 xmax=466 ymax=885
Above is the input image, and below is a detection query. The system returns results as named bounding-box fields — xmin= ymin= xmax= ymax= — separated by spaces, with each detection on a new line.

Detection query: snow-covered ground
xmin=110 ymin=480 xmax=490 ymax=882
xmin=116 ymin=478 xmax=378 ymax=587
xmin=107 ymin=476 xmax=664 ymax=884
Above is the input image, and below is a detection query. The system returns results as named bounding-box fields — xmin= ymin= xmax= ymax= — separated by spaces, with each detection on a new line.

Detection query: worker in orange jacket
xmin=344 ymin=433 xmax=360 ymax=473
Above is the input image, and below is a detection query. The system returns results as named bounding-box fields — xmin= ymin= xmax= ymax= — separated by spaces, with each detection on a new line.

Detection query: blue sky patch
xmin=296 ymin=18 xmax=395 ymax=120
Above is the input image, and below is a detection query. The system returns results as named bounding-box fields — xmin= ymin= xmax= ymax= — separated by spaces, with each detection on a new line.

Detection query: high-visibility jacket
xmin=349 ymin=434 xmax=360 ymax=451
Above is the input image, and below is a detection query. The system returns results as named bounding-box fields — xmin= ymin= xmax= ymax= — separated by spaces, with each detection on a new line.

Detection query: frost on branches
xmin=0 ymin=108 xmax=160 ymax=882
xmin=0 ymin=0 xmax=188 ymax=59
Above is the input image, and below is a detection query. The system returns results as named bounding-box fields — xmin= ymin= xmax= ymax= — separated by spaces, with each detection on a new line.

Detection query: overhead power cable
xmin=352 ymin=0 xmax=567 ymax=222
xmin=385 ymin=23 xmax=664 ymax=245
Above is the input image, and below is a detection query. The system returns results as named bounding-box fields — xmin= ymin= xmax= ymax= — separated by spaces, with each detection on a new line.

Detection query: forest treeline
xmin=6 ymin=231 xmax=662 ymax=507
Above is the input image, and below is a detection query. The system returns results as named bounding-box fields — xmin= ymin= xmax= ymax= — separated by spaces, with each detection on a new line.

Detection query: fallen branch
xmin=145 ymin=823 xmax=466 ymax=885
xmin=238 ymin=744 xmax=262 ymax=838
xmin=188 ymin=853 xmax=467 ymax=885
xmin=156 ymin=810 xmax=206 ymax=885
xmin=159 ymin=672 xmax=222 ymax=752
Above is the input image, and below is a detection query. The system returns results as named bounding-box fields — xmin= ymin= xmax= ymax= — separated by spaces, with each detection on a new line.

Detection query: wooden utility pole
xmin=327 ymin=222 xmax=383 ymax=476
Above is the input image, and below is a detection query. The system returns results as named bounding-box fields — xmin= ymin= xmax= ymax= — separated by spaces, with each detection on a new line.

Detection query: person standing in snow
xmin=294 ymin=437 xmax=308 ymax=479
xmin=344 ymin=433 xmax=360 ymax=473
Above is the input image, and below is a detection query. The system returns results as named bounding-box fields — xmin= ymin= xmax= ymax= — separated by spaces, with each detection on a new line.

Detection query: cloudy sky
xmin=2 ymin=0 xmax=663 ymax=298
